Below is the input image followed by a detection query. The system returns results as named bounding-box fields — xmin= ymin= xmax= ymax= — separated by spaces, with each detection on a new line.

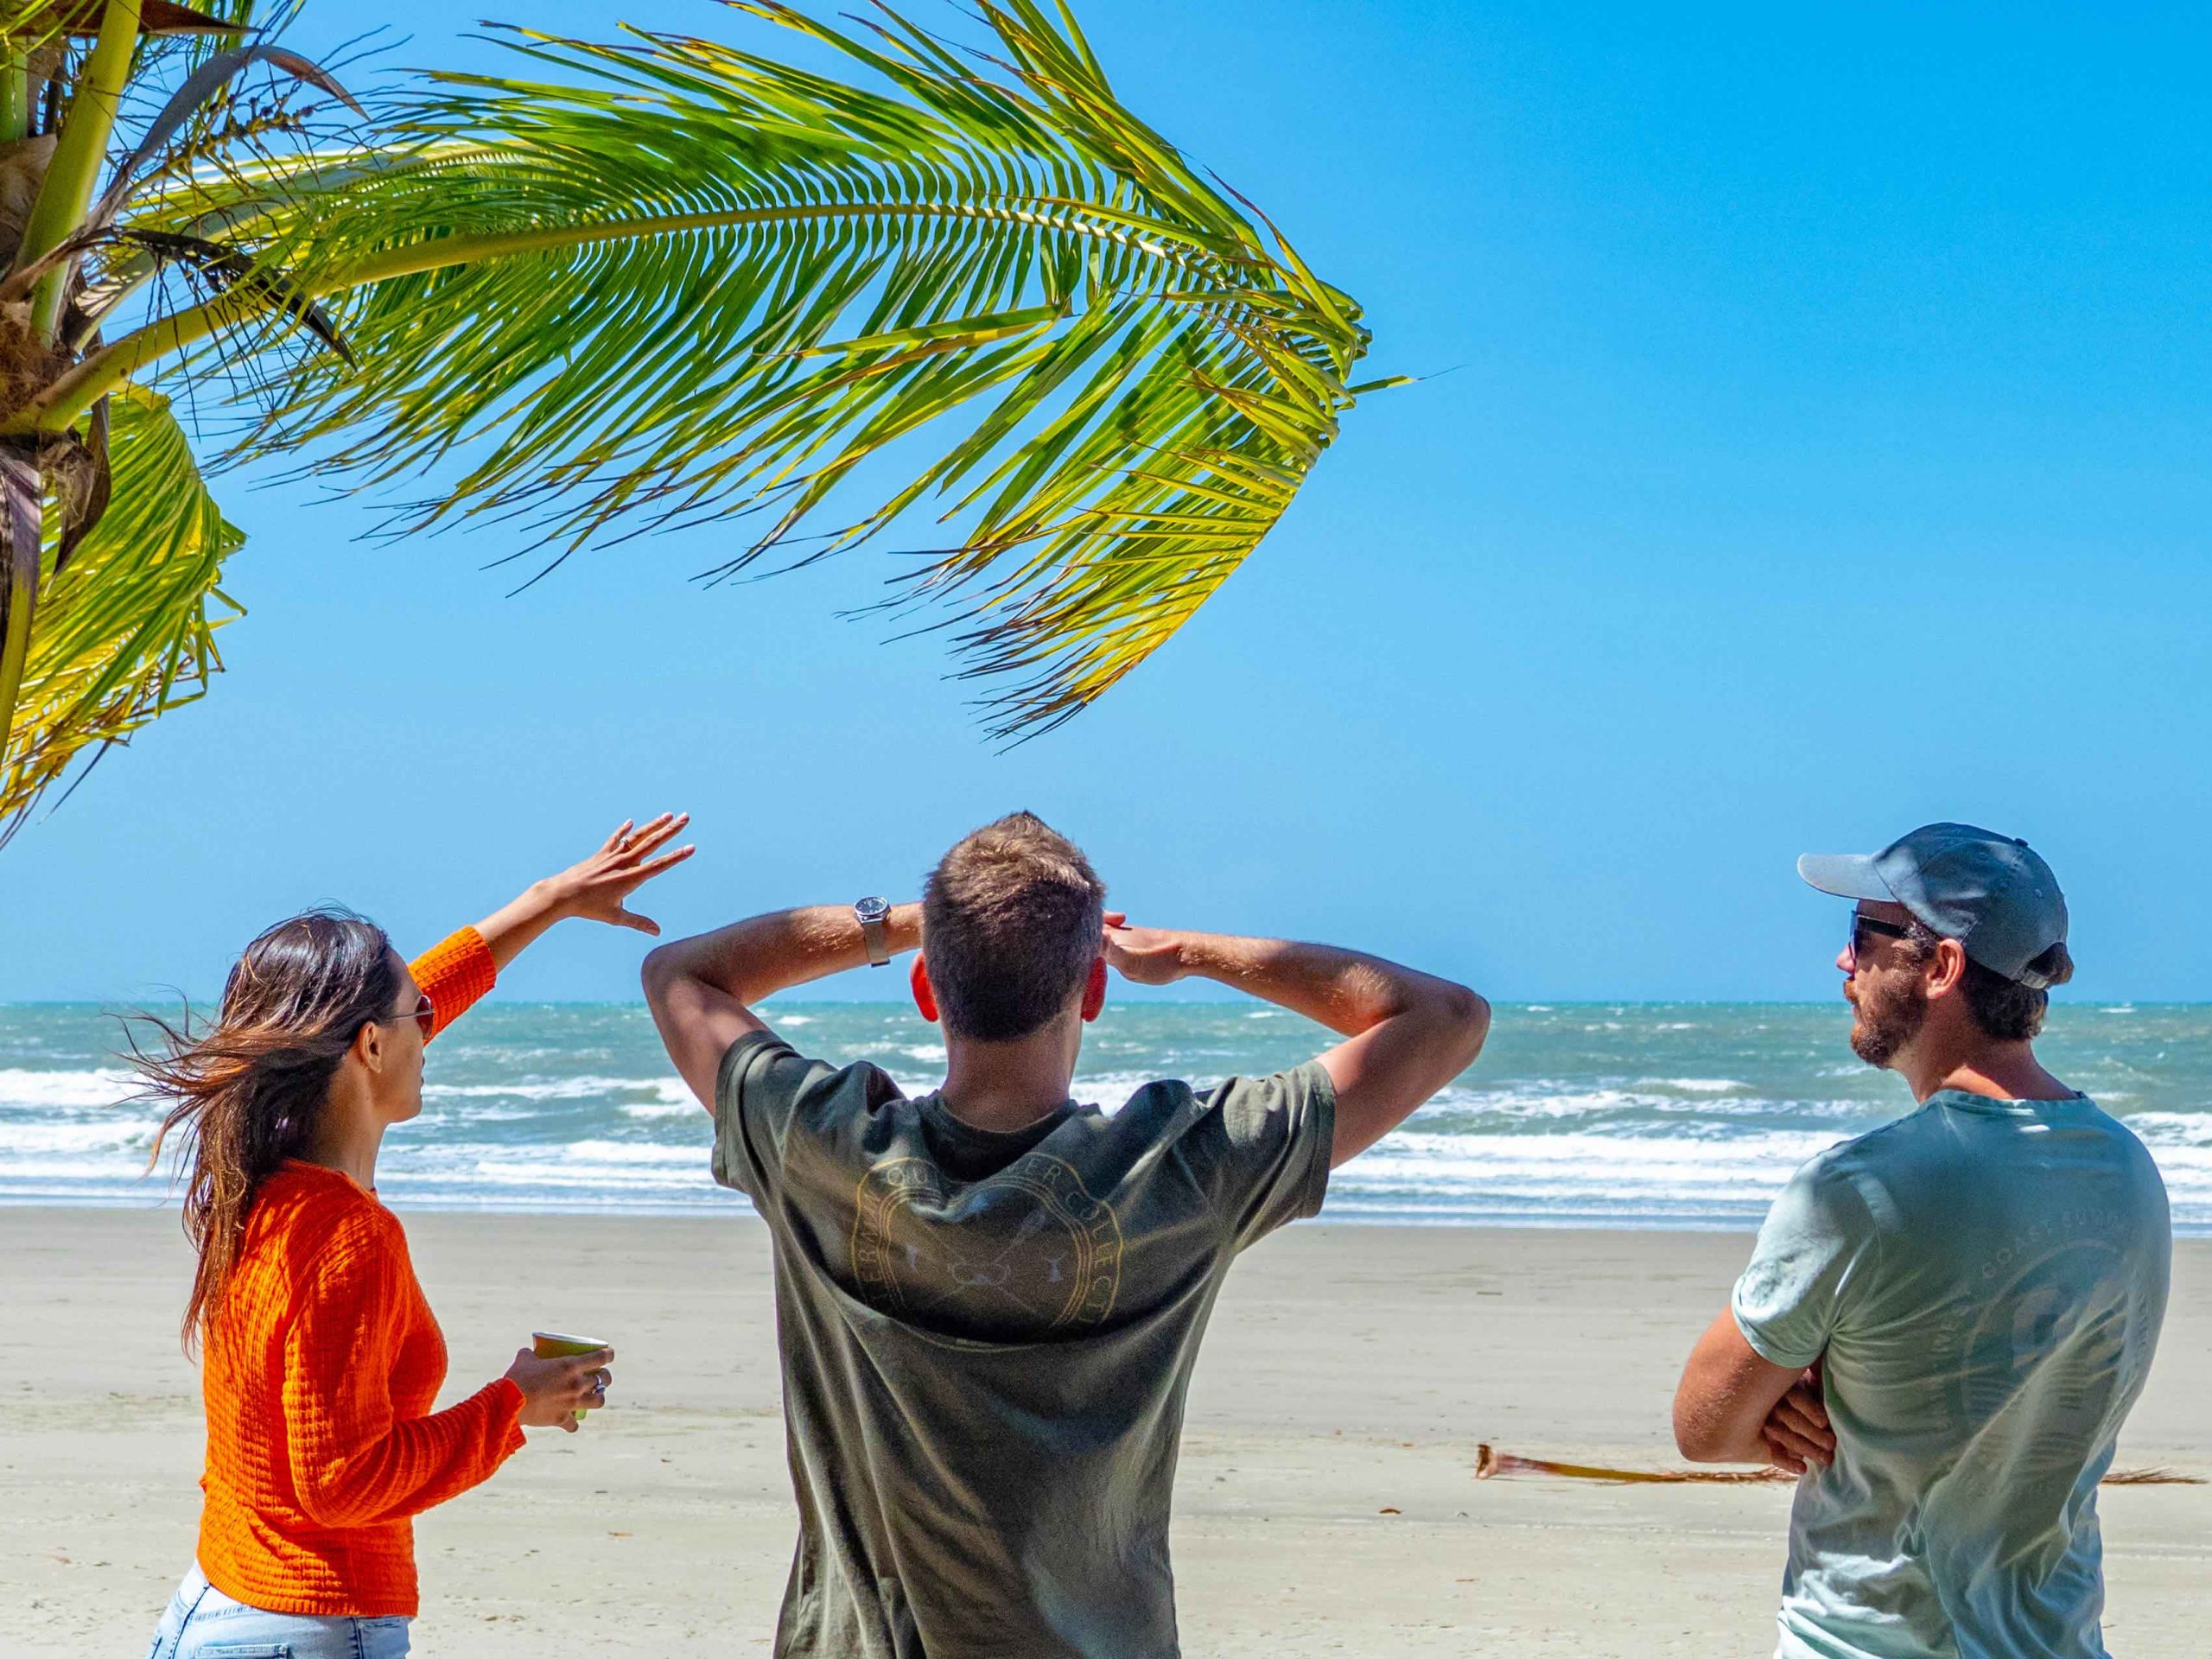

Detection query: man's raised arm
xmin=641 ymin=903 xmax=922 ymax=1115
xmin=1102 ymin=923 xmax=1490 ymax=1166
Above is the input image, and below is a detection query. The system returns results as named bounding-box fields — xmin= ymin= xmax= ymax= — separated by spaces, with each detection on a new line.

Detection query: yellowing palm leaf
xmin=0 ymin=384 xmax=241 ymax=839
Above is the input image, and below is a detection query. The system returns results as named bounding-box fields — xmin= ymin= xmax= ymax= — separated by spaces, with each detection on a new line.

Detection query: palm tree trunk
xmin=0 ymin=441 xmax=40 ymax=764
xmin=16 ymin=0 xmax=143 ymax=340
xmin=2 ymin=50 xmax=30 ymax=146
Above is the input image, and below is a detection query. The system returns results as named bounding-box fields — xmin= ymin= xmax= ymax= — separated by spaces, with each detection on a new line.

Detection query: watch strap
xmin=856 ymin=900 xmax=892 ymax=967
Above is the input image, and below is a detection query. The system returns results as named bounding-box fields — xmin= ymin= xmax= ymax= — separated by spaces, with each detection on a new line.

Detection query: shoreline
xmin=10 ymin=1208 xmax=2206 ymax=1656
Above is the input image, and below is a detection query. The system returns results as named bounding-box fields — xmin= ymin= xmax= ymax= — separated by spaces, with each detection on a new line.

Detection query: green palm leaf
xmin=99 ymin=0 xmax=1395 ymax=738
xmin=0 ymin=383 xmax=242 ymax=842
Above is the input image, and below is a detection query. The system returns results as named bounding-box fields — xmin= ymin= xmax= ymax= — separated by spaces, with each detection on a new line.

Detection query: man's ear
xmin=911 ymin=955 xmax=940 ymax=1024
xmin=1925 ymin=937 xmax=1970 ymax=1001
xmin=1080 ymin=955 xmax=1107 ymax=1022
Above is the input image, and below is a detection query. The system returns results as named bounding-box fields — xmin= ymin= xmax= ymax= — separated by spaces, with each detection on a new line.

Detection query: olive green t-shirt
xmin=711 ymin=1029 xmax=1335 ymax=1659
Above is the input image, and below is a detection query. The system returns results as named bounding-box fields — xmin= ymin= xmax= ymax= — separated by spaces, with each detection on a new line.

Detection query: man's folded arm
xmin=1677 ymin=1154 xmax=1865 ymax=1466
xmin=1672 ymin=1309 xmax=1811 ymax=1464
xmin=1113 ymin=926 xmax=1490 ymax=1167
xmin=641 ymin=902 xmax=923 ymax=1116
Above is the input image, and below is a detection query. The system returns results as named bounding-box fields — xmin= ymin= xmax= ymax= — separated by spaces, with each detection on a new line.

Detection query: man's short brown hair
xmin=922 ymin=813 xmax=1106 ymax=1042
xmin=1901 ymin=919 xmax=2075 ymax=1042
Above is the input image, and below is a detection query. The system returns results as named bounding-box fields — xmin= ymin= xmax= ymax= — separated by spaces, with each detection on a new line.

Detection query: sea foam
xmin=4 ymin=1002 xmax=2209 ymax=1228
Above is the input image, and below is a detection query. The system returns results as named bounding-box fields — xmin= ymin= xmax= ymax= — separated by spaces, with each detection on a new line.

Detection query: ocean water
xmin=3 ymin=1001 xmax=2208 ymax=1230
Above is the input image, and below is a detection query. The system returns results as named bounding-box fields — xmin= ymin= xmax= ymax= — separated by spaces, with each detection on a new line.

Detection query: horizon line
xmin=4 ymin=995 xmax=2202 ymax=1011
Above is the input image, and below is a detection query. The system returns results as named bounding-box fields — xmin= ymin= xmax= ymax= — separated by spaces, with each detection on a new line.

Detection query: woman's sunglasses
xmin=382 ymin=992 xmax=435 ymax=1042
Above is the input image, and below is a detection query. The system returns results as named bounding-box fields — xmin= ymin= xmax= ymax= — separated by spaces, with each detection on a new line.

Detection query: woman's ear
xmin=1080 ymin=955 xmax=1107 ymax=1022
xmin=353 ymin=1019 xmax=385 ymax=1075
xmin=911 ymin=955 xmax=939 ymax=1024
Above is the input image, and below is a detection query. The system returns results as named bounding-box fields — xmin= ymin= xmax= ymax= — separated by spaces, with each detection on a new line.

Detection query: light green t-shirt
xmin=1733 ymin=1090 xmax=2171 ymax=1659
xmin=712 ymin=1030 xmax=1335 ymax=1659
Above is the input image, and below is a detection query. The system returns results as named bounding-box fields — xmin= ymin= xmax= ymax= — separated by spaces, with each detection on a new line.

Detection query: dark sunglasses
xmin=1848 ymin=913 xmax=1910 ymax=962
xmin=382 ymin=992 xmax=435 ymax=1043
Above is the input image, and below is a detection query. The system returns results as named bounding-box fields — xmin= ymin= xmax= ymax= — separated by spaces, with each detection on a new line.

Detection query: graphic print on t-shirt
xmin=1953 ymin=1232 xmax=2143 ymax=1478
xmin=849 ymin=1153 xmax=1125 ymax=1344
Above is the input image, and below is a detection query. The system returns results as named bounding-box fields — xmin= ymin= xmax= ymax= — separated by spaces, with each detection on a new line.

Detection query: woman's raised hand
xmin=541 ymin=813 xmax=696 ymax=936
xmin=505 ymin=1344 xmax=615 ymax=1433
xmin=474 ymin=814 xmax=696 ymax=972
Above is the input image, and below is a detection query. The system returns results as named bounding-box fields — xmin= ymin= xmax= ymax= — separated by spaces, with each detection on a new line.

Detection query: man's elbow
xmin=639 ymin=943 xmax=683 ymax=1009
xmin=1670 ymin=1402 xmax=1709 ymax=1462
xmin=1431 ymin=982 xmax=1491 ymax=1070
xmin=1670 ymin=1394 xmax=1730 ymax=1463
xmin=1670 ymin=1381 xmax=1756 ymax=1464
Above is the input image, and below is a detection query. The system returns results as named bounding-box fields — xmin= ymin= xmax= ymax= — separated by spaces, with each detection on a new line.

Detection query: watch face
xmin=856 ymin=896 xmax=890 ymax=921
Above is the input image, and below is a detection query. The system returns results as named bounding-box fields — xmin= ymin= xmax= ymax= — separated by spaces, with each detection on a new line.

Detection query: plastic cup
xmin=532 ymin=1330 xmax=611 ymax=1423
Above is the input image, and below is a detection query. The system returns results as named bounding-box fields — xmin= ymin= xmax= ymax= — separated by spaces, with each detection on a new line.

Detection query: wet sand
xmin=5 ymin=1208 xmax=2204 ymax=1656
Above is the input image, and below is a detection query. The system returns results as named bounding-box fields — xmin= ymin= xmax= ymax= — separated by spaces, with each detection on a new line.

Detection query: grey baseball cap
xmin=1798 ymin=823 xmax=2069 ymax=988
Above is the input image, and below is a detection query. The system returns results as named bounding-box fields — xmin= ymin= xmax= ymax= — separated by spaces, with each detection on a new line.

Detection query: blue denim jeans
xmin=148 ymin=1565 xmax=411 ymax=1659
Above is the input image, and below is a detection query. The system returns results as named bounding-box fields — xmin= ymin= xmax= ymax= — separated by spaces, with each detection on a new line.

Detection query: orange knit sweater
xmin=195 ymin=927 xmax=524 ymax=1617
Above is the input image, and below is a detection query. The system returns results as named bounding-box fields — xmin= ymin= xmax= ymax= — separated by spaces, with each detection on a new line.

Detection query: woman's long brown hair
xmin=128 ymin=908 xmax=400 ymax=1349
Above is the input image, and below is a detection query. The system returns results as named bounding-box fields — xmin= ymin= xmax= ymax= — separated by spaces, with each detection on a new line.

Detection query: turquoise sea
xmin=2 ymin=1001 xmax=2207 ymax=1230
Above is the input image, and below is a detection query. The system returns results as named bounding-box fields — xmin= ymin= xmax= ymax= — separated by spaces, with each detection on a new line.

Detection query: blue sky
xmin=9 ymin=1 xmax=2212 ymax=1004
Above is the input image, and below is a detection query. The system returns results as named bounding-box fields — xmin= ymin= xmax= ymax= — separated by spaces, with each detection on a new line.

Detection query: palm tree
xmin=0 ymin=0 xmax=1395 ymax=842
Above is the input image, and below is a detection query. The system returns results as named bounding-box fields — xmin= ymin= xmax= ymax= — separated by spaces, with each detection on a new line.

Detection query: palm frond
xmin=3 ymin=3 xmax=236 ymax=39
xmin=1472 ymin=1444 xmax=2209 ymax=1489
xmin=0 ymin=381 xmax=242 ymax=842
xmin=138 ymin=0 xmax=1389 ymax=738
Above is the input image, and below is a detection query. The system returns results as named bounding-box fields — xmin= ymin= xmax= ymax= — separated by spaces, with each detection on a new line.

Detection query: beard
xmin=1848 ymin=972 xmax=1929 ymax=1068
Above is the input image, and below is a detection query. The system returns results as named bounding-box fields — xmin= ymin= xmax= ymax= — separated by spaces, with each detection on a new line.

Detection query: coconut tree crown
xmin=0 ymin=0 xmax=1396 ymax=842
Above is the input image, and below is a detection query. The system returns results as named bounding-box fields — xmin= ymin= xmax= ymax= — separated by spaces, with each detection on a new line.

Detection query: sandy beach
xmin=6 ymin=1208 xmax=2204 ymax=1657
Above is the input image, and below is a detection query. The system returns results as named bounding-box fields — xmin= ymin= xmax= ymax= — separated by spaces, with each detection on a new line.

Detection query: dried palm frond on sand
xmin=1473 ymin=1444 xmax=2202 ymax=1487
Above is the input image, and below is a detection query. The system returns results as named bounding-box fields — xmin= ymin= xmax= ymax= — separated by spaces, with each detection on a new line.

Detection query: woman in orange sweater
xmin=134 ymin=815 xmax=692 ymax=1659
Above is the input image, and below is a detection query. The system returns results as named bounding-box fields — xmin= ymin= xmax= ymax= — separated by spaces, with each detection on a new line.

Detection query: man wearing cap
xmin=1672 ymin=823 xmax=2171 ymax=1659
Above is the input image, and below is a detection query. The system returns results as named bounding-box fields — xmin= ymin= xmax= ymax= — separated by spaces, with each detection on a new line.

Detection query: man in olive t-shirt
xmin=643 ymin=813 xmax=1488 ymax=1658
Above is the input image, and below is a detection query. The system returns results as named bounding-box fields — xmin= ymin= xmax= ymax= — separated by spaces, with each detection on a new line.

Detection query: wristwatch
xmin=854 ymin=896 xmax=893 ymax=966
